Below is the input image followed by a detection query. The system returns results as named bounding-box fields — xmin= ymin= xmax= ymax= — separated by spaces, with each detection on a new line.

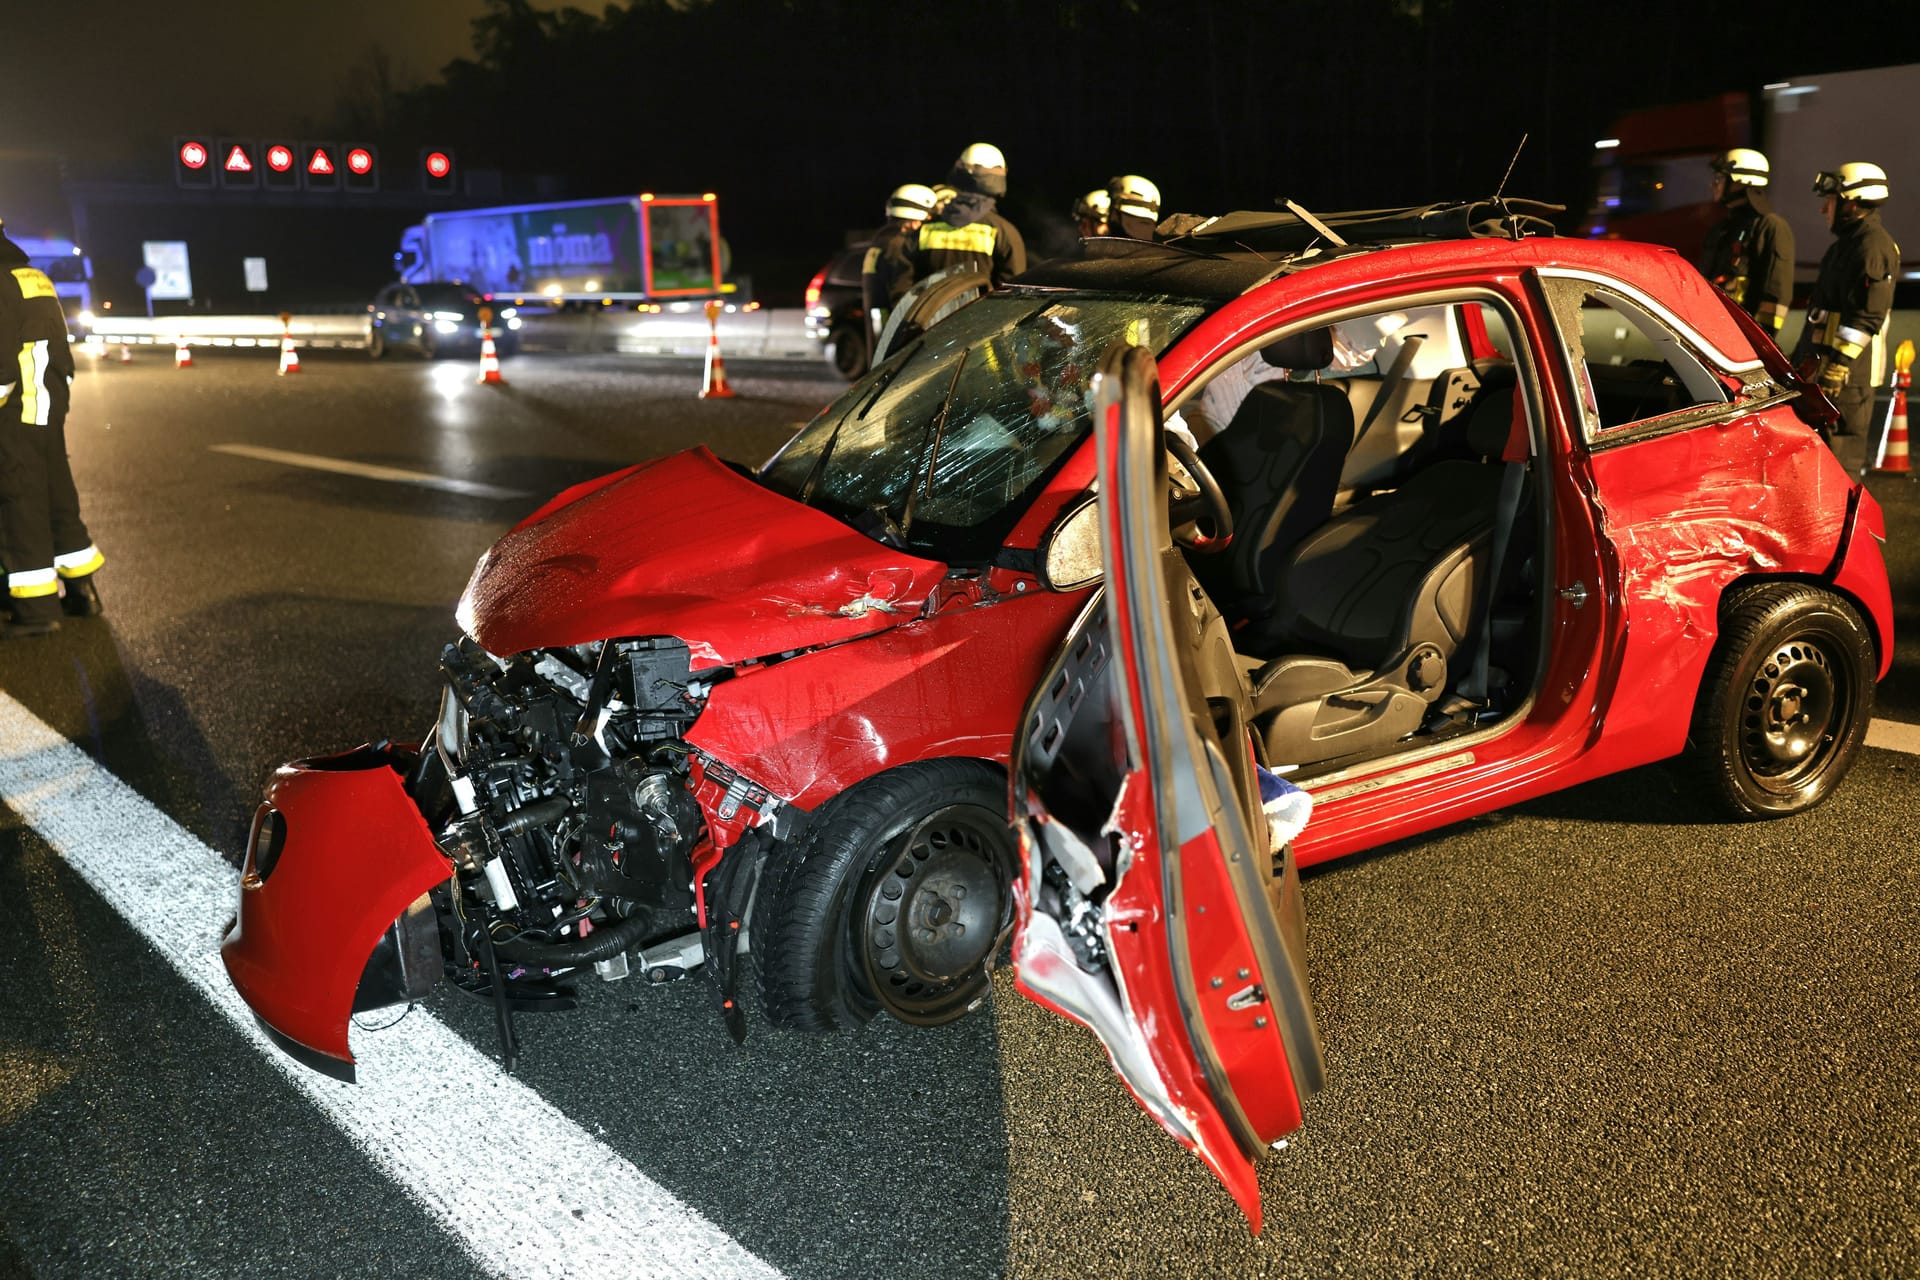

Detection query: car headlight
xmin=506 ymin=317 xmax=522 ymax=330
xmin=435 ymin=320 xmax=460 ymax=334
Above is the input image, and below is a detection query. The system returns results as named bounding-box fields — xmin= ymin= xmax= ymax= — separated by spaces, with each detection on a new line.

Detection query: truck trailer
xmin=396 ymin=194 xmax=728 ymax=302
xmin=1586 ymin=64 xmax=1920 ymax=283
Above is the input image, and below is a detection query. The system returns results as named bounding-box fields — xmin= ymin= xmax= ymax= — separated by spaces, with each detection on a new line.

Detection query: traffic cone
xmin=173 ymin=339 xmax=192 ymax=369
xmin=118 ymin=343 xmax=133 ymax=363
xmin=699 ymin=298 xmax=737 ymax=399
xmin=1876 ymin=340 xmax=1912 ymax=475
xmin=477 ymin=325 xmax=505 ymax=385
xmin=277 ymin=312 xmax=300 ymax=375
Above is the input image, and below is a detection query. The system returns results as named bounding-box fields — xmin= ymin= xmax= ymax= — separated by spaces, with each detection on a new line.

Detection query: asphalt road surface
xmin=1 ymin=348 xmax=1916 ymax=1280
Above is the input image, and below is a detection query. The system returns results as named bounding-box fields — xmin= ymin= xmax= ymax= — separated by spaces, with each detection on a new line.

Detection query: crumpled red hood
xmin=459 ymin=447 xmax=948 ymax=667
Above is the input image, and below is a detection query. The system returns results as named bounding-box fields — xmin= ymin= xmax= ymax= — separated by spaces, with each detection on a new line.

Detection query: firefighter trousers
xmin=1 ymin=410 xmax=98 ymax=614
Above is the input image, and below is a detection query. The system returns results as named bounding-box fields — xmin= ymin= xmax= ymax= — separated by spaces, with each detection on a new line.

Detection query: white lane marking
xmin=210 ymin=443 xmax=530 ymax=500
xmin=1867 ymin=718 xmax=1920 ymax=755
xmin=0 ymin=693 xmax=783 ymax=1280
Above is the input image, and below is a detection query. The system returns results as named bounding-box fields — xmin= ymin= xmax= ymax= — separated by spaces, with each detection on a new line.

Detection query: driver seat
xmin=1249 ymin=364 xmax=1524 ymax=767
xmin=1190 ymin=327 xmax=1354 ymax=631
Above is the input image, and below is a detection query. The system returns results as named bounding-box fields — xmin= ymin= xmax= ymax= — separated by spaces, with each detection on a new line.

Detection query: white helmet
xmin=1108 ymin=174 xmax=1161 ymax=220
xmin=1814 ymin=161 xmax=1890 ymax=204
xmin=886 ymin=182 xmax=938 ymax=222
xmin=955 ymin=143 xmax=1007 ymax=197
xmin=957 ymin=142 xmax=1006 ymax=176
xmin=1711 ymin=148 xmax=1770 ymax=187
xmin=1073 ymin=188 xmax=1110 ymax=221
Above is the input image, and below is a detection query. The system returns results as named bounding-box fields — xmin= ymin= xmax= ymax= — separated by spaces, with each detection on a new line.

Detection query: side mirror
xmin=1038 ymin=492 xmax=1102 ymax=591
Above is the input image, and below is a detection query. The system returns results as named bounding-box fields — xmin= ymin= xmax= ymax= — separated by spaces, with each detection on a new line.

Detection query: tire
xmin=824 ymin=320 xmax=870 ymax=381
xmin=1686 ymin=583 xmax=1875 ymax=817
xmin=367 ymin=328 xmax=386 ymax=359
xmin=419 ymin=329 xmax=439 ymax=360
xmin=751 ymin=760 xmax=1014 ymax=1032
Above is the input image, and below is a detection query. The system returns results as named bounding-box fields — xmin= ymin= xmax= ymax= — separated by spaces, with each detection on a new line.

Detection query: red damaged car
xmin=224 ymin=203 xmax=1891 ymax=1216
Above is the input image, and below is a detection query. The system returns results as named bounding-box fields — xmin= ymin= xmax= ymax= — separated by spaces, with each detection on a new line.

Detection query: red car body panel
xmin=462 ymin=446 xmax=949 ymax=665
xmin=221 ymin=753 xmax=451 ymax=1067
xmin=686 ymin=585 xmax=1088 ymax=818
xmin=1831 ymin=488 xmax=1895 ymax=678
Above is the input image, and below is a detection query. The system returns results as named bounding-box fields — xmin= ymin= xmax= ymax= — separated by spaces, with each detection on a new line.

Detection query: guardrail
xmin=82 ymin=308 xmax=823 ymax=363
xmin=86 ymin=315 xmax=370 ymax=349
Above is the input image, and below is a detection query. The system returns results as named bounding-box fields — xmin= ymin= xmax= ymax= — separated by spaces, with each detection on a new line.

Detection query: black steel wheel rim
xmin=1740 ymin=630 xmax=1848 ymax=792
xmin=858 ymin=804 xmax=1008 ymax=1024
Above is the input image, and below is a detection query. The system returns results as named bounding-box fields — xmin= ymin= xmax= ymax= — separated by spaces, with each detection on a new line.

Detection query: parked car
xmin=803 ymin=241 xmax=873 ymax=380
xmin=367 ymin=282 xmax=520 ymax=360
xmin=226 ymin=202 xmax=1891 ymax=1223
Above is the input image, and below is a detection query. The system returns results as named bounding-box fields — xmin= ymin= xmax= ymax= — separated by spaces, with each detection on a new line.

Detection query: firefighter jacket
xmin=861 ymin=219 xmax=921 ymax=317
xmin=1796 ymin=206 xmax=1900 ymax=386
xmin=1700 ymin=191 xmax=1794 ymax=332
xmin=0 ymin=236 xmax=75 ymax=427
xmin=915 ymin=192 xmax=1027 ymax=286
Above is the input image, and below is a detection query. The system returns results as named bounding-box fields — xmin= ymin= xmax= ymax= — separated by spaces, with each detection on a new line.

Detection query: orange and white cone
xmin=277 ymin=327 xmax=301 ymax=376
xmin=477 ymin=326 xmax=505 ymax=385
xmin=173 ymin=338 xmax=193 ymax=369
xmin=1876 ymin=340 xmax=1912 ymax=475
xmin=118 ymin=343 xmax=133 ymax=363
xmin=699 ymin=298 xmax=737 ymax=399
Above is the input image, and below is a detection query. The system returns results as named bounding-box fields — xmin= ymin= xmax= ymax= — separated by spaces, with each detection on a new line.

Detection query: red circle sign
xmin=267 ymin=146 xmax=293 ymax=172
xmin=180 ymin=142 xmax=208 ymax=169
xmin=348 ymin=148 xmax=373 ymax=175
xmin=425 ymin=151 xmax=451 ymax=179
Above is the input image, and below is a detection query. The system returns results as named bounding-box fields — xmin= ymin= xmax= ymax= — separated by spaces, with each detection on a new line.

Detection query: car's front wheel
xmin=1687 ymin=582 xmax=1876 ymax=817
xmin=367 ymin=327 xmax=386 ymax=359
xmin=751 ymin=760 xmax=1014 ymax=1032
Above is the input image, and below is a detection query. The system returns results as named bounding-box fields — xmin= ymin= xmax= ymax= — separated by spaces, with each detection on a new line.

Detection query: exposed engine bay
xmin=402 ymin=634 xmax=741 ymax=1064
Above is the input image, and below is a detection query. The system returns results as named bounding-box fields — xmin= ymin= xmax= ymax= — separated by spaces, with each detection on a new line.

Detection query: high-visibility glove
xmin=1815 ymin=355 xmax=1850 ymax=398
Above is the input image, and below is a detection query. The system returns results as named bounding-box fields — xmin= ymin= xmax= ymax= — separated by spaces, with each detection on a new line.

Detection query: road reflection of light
xmin=430 ymin=362 xmax=470 ymax=400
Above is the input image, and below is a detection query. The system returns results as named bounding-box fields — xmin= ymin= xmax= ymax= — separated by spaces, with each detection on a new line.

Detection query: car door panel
xmin=1014 ymin=343 xmax=1320 ymax=1232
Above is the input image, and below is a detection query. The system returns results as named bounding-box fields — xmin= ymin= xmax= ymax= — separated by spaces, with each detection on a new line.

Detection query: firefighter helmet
xmin=1108 ymin=174 xmax=1161 ymax=220
xmin=886 ymin=183 xmax=938 ymax=222
xmin=1813 ymin=162 xmax=1890 ymax=204
xmin=1710 ymin=148 xmax=1770 ymax=188
xmin=954 ymin=143 xmax=1007 ymax=197
xmin=1073 ymin=189 xmax=1111 ymax=222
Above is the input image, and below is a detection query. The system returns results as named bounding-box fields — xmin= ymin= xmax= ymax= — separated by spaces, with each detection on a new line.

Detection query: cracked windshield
xmin=761 ymin=294 xmax=1207 ymax=558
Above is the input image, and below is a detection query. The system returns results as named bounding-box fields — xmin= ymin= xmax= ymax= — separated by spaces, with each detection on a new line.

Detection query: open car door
xmin=1011 ymin=343 xmax=1323 ymax=1231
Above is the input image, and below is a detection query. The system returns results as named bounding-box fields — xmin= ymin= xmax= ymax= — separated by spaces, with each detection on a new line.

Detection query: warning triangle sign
xmin=224 ymin=145 xmax=253 ymax=172
xmin=308 ymin=148 xmax=334 ymax=176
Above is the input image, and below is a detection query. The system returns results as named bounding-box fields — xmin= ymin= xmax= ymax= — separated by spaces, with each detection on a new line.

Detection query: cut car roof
xmin=1011 ymin=199 xmax=1568 ymax=300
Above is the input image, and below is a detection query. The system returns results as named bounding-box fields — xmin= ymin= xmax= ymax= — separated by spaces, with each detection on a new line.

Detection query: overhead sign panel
xmin=142 ymin=241 xmax=193 ymax=300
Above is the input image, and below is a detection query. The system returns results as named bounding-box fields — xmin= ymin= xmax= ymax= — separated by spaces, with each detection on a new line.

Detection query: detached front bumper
xmin=221 ymin=745 xmax=452 ymax=1077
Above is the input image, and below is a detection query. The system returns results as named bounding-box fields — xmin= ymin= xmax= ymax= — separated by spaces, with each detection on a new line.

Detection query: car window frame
xmin=1534 ymin=267 xmax=1774 ymax=452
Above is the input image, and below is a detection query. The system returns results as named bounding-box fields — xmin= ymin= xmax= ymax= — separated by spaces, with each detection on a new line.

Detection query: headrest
xmin=1259 ymin=327 xmax=1334 ymax=371
xmin=1464 ymin=363 xmax=1526 ymax=460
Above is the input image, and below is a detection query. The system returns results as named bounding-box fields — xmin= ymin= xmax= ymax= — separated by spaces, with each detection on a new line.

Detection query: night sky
xmin=11 ymin=1 xmax=1920 ymax=304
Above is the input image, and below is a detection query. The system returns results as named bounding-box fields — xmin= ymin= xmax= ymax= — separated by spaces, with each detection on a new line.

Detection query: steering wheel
xmin=1165 ymin=432 xmax=1233 ymax=553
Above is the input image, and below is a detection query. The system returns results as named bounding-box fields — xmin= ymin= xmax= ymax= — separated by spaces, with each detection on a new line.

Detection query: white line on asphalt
xmin=0 ymin=693 xmax=783 ymax=1280
xmin=210 ymin=443 xmax=531 ymax=500
xmin=1867 ymin=718 xmax=1920 ymax=755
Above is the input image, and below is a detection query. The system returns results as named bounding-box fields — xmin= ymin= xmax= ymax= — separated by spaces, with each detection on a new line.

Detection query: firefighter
xmin=862 ymin=183 xmax=939 ymax=339
xmin=1105 ymin=175 xmax=1162 ymax=241
xmin=1073 ymin=189 xmax=1110 ymax=238
xmin=0 ymin=218 xmax=103 ymax=637
xmin=1699 ymin=148 xmax=1794 ymax=334
xmin=1793 ymin=163 xmax=1899 ymax=437
xmin=915 ymin=143 xmax=1027 ymax=286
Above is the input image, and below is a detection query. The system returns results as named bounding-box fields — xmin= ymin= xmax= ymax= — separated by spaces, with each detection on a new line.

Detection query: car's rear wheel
xmin=367 ymin=328 xmax=386 ymax=359
xmin=751 ymin=760 xmax=1014 ymax=1031
xmin=825 ymin=320 xmax=870 ymax=381
xmin=1687 ymin=583 xmax=1875 ymax=817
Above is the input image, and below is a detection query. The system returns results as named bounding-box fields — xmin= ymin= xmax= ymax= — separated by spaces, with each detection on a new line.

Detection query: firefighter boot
xmin=60 ymin=573 xmax=104 ymax=617
xmin=2 ymin=595 xmax=62 ymax=639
